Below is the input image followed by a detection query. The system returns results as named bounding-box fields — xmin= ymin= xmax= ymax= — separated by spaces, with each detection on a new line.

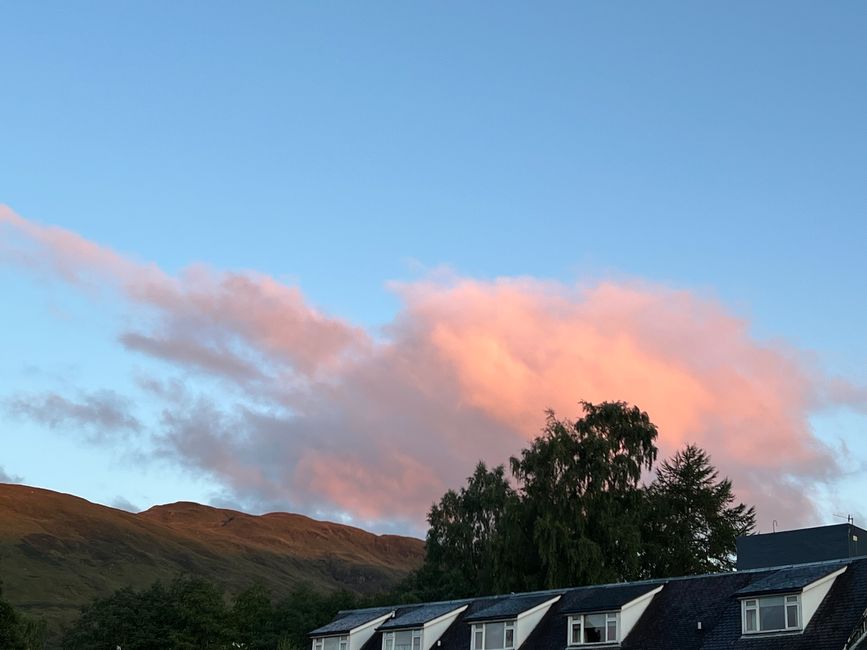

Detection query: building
xmin=309 ymin=525 xmax=867 ymax=649
xmin=736 ymin=523 xmax=867 ymax=570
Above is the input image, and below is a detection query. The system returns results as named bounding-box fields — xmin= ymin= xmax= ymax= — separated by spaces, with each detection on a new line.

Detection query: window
xmin=742 ymin=595 xmax=801 ymax=634
xmin=470 ymin=621 xmax=515 ymax=650
xmin=383 ymin=629 xmax=422 ymax=650
xmin=568 ymin=613 xmax=619 ymax=645
xmin=312 ymin=636 xmax=349 ymax=650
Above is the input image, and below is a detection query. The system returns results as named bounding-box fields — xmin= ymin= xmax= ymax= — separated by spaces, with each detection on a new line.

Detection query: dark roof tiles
xmin=310 ymin=607 xmax=395 ymax=636
xmin=735 ymin=562 xmax=848 ymax=597
xmin=558 ymin=582 xmax=664 ymax=614
xmin=378 ymin=601 xmax=471 ymax=630
xmin=462 ymin=592 xmax=563 ymax=623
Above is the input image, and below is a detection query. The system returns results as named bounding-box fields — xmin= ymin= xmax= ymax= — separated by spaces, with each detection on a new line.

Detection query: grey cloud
xmin=5 ymin=390 xmax=142 ymax=442
xmin=121 ymin=331 xmax=266 ymax=384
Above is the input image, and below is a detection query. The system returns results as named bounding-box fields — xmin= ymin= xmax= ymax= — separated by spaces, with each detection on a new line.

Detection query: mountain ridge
xmin=0 ymin=483 xmax=424 ymax=640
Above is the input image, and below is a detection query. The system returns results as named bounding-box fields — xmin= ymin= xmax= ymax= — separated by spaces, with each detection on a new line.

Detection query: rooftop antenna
xmin=833 ymin=513 xmax=854 ymax=525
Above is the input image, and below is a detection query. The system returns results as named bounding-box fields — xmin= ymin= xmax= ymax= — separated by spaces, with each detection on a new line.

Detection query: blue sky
xmin=1 ymin=2 xmax=865 ymax=534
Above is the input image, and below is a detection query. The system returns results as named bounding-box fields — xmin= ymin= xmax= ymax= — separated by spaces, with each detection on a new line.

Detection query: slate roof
xmin=310 ymin=606 xmax=394 ymax=636
xmin=557 ymin=581 xmax=664 ymax=614
xmin=462 ymin=592 xmax=564 ymax=622
xmin=312 ymin=557 xmax=867 ymax=649
xmin=378 ymin=601 xmax=471 ymax=630
xmin=735 ymin=562 xmax=847 ymax=597
xmin=434 ymin=596 xmax=512 ymax=648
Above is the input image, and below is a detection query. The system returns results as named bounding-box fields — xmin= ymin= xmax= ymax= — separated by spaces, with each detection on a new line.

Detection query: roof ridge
xmin=335 ymin=557 xmax=867 ymax=616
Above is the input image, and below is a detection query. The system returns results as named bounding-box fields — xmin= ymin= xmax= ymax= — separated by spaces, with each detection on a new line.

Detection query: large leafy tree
xmin=62 ymin=578 xmax=231 ymax=650
xmin=641 ymin=444 xmax=756 ymax=576
xmin=510 ymin=402 xmax=658 ymax=588
xmin=412 ymin=401 xmax=758 ymax=598
xmin=416 ymin=462 xmax=517 ymax=598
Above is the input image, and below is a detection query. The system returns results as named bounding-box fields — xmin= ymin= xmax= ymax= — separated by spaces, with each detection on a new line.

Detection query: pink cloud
xmin=1 ymin=206 xmax=859 ymax=531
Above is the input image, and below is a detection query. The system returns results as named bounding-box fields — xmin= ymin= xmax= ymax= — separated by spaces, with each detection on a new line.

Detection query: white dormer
xmin=312 ymin=610 xmax=394 ymax=650
xmin=469 ymin=595 xmax=561 ymax=650
xmin=566 ymin=585 xmax=663 ymax=646
xmin=380 ymin=604 xmax=468 ymax=650
xmin=739 ymin=565 xmax=848 ymax=635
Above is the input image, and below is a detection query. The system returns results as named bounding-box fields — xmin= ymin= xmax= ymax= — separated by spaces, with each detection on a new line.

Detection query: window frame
xmin=382 ymin=628 xmax=422 ymax=650
xmin=741 ymin=594 xmax=801 ymax=634
xmin=312 ymin=636 xmax=349 ymax=650
xmin=567 ymin=612 xmax=619 ymax=646
xmin=470 ymin=620 xmax=516 ymax=650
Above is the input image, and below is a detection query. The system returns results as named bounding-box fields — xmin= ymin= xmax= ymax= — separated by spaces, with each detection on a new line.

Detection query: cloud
xmin=110 ymin=496 xmax=140 ymax=512
xmin=0 ymin=466 xmax=24 ymax=484
xmin=5 ymin=390 xmax=141 ymax=442
xmin=2 ymin=206 xmax=864 ymax=531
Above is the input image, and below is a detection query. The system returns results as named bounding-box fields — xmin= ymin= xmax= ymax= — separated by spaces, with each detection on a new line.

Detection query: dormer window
xmin=312 ymin=636 xmax=349 ymax=650
xmin=742 ymin=595 xmax=801 ymax=634
xmin=568 ymin=613 xmax=619 ymax=645
xmin=471 ymin=621 xmax=515 ymax=650
xmin=383 ymin=629 xmax=422 ymax=650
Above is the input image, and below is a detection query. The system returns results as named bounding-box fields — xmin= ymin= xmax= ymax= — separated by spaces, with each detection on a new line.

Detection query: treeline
xmin=400 ymin=402 xmax=757 ymax=600
xmin=60 ymin=578 xmax=366 ymax=650
xmin=0 ymin=582 xmax=47 ymax=650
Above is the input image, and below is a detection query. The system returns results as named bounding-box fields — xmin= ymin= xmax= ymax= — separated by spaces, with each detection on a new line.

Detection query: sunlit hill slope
xmin=0 ymin=484 xmax=424 ymax=638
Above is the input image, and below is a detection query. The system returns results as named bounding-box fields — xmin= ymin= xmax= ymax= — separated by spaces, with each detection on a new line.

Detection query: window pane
xmin=474 ymin=627 xmax=483 ymax=650
xmin=323 ymin=638 xmax=340 ymax=650
xmin=505 ymin=627 xmax=514 ymax=648
xmin=606 ymin=618 xmax=617 ymax=642
xmin=583 ymin=614 xmax=606 ymax=643
xmin=412 ymin=636 xmax=421 ymax=650
xmin=571 ymin=621 xmax=581 ymax=645
xmin=393 ymin=630 xmax=414 ymax=650
xmin=485 ymin=622 xmax=505 ymax=649
xmin=384 ymin=634 xmax=393 ymax=650
xmin=759 ymin=597 xmax=786 ymax=631
xmin=745 ymin=609 xmax=757 ymax=632
xmin=786 ymin=604 xmax=799 ymax=628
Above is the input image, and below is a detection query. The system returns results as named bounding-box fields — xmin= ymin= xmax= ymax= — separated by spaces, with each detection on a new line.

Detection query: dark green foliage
xmin=270 ymin=587 xmax=358 ymax=650
xmin=418 ymin=462 xmax=517 ymax=599
xmin=61 ymin=578 xmax=363 ymax=650
xmin=62 ymin=578 xmax=231 ymax=650
xmin=231 ymin=584 xmax=278 ymax=650
xmin=0 ymin=598 xmax=27 ymax=650
xmin=510 ymin=402 xmax=658 ymax=588
xmin=0 ymin=581 xmax=46 ymax=650
xmin=411 ymin=401 xmax=757 ymax=598
xmin=641 ymin=444 xmax=757 ymax=577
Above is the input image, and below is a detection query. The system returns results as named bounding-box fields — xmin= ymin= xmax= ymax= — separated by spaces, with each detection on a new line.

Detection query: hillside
xmin=0 ymin=483 xmax=424 ymax=640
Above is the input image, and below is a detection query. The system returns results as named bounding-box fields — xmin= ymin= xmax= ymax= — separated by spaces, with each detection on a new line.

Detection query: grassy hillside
xmin=0 ymin=484 xmax=424 ymax=641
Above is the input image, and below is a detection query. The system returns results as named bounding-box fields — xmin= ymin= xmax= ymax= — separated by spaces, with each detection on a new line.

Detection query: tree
xmin=412 ymin=401 xmax=760 ymax=600
xmin=0 ymin=580 xmax=45 ymax=650
xmin=0 ymin=598 xmax=27 ymax=650
xmin=231 ymin=584 xmax=277 ymax=650
xmin=415 ymin=462 xmax=517 ymax=598
xmin=641 ymin=444 xmax=756 ymax=576
xmin=62 ymin=578 xmax=232 ymax=650
xmin=510 ymin=402 xmax=658 ymax=588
